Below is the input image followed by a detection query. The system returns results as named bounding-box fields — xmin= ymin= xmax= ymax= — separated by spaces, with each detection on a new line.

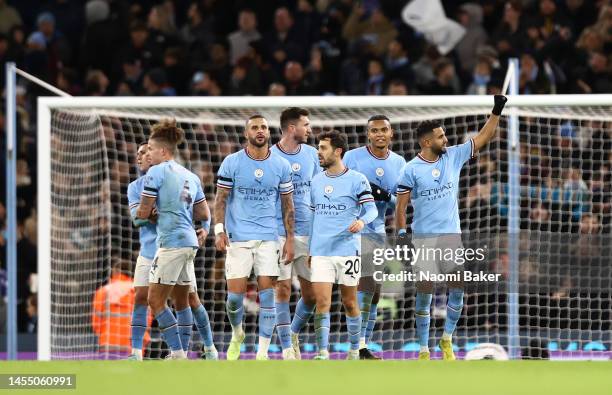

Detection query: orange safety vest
xmin=91 ymin=273 xmax=150 ymax=350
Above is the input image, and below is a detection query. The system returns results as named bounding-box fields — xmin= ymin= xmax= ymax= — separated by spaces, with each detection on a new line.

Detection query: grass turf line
xmin=1 ymin=361 xmax=611 ymax=395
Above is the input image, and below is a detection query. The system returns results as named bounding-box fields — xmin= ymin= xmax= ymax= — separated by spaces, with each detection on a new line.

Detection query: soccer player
xmin=137 ymin=119 xmax=213 ymax=359
xmin=309 ymin=130 xmax=378 ymax=360
xmin=343 ymin=115 xmax=406 ymax=359
xmin=395 ymin=95 xmax=508 ymax=360
xmin=214 ymin=114 xmax=295 ymax=360
xmin=130 ymin=141 xmax=218 ymax=360
xmin=127 ymin=143 xmax=156 ymax=360
xmin=271 ymin=107 xmax=321 ymax=360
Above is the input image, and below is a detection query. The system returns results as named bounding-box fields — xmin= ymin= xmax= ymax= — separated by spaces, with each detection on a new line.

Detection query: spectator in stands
xmin=264 ymin=7 xmax=308 ymax=75
xmin=180 ymin=1 xmax=215 ymax=65
xmin=115 ymin=21 xmax=157 ymax=81
xmin=455 ymin=3 xmax=489 ymax=77
xmin=0 ymin=0 xmax=22 ymax=35
xmin=26 ymin=294 xmax=37 ymax=334
xmin=412 ymin=45 xmax=441 ymax=92
xmin=190 ymin=71 xmax=222 ymax=96
xmin=342 ymin=3 xmax=397 ymax=57
xmin=56 ymin=68 xmax=81 ymax=96
xmin=80 ymin=0 xmax=116 ymax=78
xmin=365 ymin=58 xmax=385 ymax=95
xmin=228 ymin=9 xmax=260 ymax=65
xmin=17 ymin=216 xmax=36 ymax=331
xmin=284 ymin=60 xmax=312 ymax=95
xmin=84 ymin=70 xmax=109 ymax=96
xmin=36 ymin=12 xmax=71 ymax=83
xmin=422 ymin=58 xmax=461 ymax=95
xmin=142 ymin=68 xmax=175 ymax=96
xmin=202 ymin=40 xmax=232 ymax=93
xmin=492 ymin=1 xmax=527 ymax=58
xmin=267 ymin=82 xmax=286 ymax=96
xmin=467 ymin=57 xmax=493 ymax=95
xmin=386 ymin=79 xmax=408 ymax=95
xmin=163 ymin=47 xmax=190 ymax=95
xmin=385 ymin=38 xmax=414 ymax=90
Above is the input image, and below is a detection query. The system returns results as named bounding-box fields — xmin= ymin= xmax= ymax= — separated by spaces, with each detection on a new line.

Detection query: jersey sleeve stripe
xmin=356 ymin=191 xmax=371 ymax=199
xmin=144 ymin=186 xmax=157 ymax=193
xmin=129 ymin=203 xmax=138 ymax=208
xmin=216 ymin=183 xmax=232 ymax=190
xmin=280 ymin=189 xmax=294 ymax=195
xmin=279 ymin=181 xmax=293 ymax=189
xmin=359 ymin=198 xmax=375 ymax=204
xmin=218 ymin=176 xmax=233 ymax=182
xmin=194 ymin=197 xmax=206 ymax=205
xmin=141 ymin=191 xmax=157 ymax=198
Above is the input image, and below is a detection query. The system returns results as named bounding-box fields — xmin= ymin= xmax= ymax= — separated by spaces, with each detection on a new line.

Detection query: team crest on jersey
xmin=376 ymin=168 xmax=384 ymax=177
xmin=292 ymin=163 xmax=301 ymax=172
xmin=432 ymin=168 xmax=441 ymax=178
xmin=254 ymin=169 xmax=264 ymax=178
xmin=324 ymin=185 xmax=334 ymax=194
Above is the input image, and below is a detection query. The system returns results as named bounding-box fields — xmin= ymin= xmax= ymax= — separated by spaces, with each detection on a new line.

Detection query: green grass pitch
xmin=2 ymin=360 xmax=611 ymax=395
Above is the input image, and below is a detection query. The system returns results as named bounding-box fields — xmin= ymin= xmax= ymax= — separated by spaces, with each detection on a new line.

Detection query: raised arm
xmin=472 ymin=95 xmax=507 ymax=153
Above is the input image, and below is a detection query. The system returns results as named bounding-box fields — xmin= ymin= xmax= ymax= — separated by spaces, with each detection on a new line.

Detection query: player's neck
xmin=419 ymin=149 xmax=439 ymax=162
xmin=368 ymin=144 xmax=389 ymax=159
xmin=278 ymin=137 xmax=300 ymax=154
xmin=325 ymin=160 xmax=346 ymax=176
xmin=246 ymin=144 xmax=269 ymax=159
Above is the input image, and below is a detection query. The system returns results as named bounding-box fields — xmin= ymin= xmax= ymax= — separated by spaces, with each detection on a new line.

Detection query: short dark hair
xmin=367 ymin=114 xmax=390 ymax=125
xmin=245 ymin=114 xmax=266 ymax=127
xmin=280 ymin=107 xmax=309 ymax=131
xmin=318 ymin=130 xmax=348 ymax=157
xmin=416 ymin=120 xmax=442 ymax=139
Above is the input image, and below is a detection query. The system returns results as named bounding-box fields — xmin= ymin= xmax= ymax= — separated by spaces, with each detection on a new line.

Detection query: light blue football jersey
xmin=344 ymin=146 xmax=406 ymax=234
xmin=309 ymin=168 xmax=377 ymax=256
xmin=128 ymin=175 xmax=158 ymax=260
xmin=216 ymin=149 xmax=293 ymax=241
xmin=271 ymin=143 xmax=321 ymax=237
xmin=396 ymin=139 xmax=474 ymax=234
xmin=142 ymin=160 xmax=204 ymax=248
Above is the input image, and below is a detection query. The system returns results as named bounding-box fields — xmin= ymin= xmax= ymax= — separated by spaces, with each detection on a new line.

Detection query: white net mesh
xmin=46 ymin=103 xmax=611 ymax=360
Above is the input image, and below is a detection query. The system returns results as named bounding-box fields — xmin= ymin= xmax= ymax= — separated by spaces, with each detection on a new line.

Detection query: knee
xmin=342 ymin=299 xmax=358 ymax=314
xmin=134 ymin=289 xmax=148 ymax=306
xmin=275 ymin=281 xmax=291 ymax=301
xmin=188 ymin=292 xmax=200 ymax=308
xmin=315 ymin=295 xmax=331 ymax=312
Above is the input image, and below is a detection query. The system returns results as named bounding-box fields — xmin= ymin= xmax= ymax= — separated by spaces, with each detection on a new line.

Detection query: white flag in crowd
xmin=401 ymin=0 xmax=466 ymax=55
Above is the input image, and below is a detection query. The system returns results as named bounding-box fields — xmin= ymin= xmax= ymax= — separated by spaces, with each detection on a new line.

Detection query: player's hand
xmin=282 ymin=237 xmax=295 ymax=264
xmin=215 ymin=232 xmax=230 ymax=252
xmin=369 ymin=182 xmax=391 ymax=202
xmin=492 ymin=94 xmax=508 ymax=116
xmin=348 ymin=219 xmax=365 ymax=233
xmin=196 ymin=228 xmax=208 ymax=248
xmin=148 ymin=207 xmax=158 ymax=224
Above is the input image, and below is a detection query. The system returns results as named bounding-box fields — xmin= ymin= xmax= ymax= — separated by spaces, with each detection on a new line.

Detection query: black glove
xmin=492 ymin=94 xmax=508 ymax=116
xmin=370 ymin=182 xmax=391 ymax=202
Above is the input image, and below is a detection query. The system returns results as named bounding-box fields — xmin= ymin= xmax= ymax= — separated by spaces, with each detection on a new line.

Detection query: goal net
xmin=38 ymin=96 xmax=612 ymax=360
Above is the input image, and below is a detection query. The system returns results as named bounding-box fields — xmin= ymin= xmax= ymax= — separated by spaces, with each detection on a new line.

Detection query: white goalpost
xmin=37 ymin=93 xmax=612 ymax=361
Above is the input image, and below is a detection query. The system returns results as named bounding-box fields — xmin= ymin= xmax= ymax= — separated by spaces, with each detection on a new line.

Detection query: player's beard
xmin=319 ymin=155 xmax=332 ymax=169
xmin=433 ymin=145 xmax=447 ymax=155
xmin=248 ymin=135 xmax=269 ymax=148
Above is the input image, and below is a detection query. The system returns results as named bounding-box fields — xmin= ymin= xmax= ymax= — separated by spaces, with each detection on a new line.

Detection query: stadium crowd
xmin=0 ymin=0 xmax=610 ymax=346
